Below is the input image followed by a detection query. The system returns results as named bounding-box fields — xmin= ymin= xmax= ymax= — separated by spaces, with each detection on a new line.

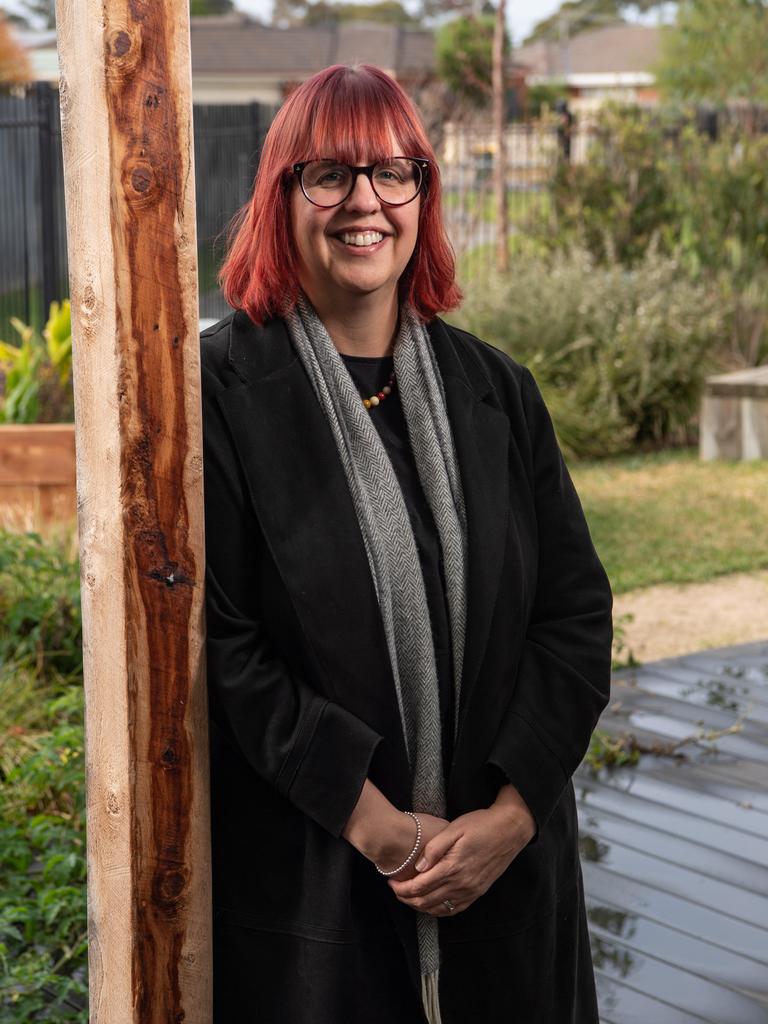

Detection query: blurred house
xmin=190 ymin=12 xmax=438 ymax=102
xmin=4 ymin=25 xmax=57 ymax=84
xmin=515 ymin=23 xmax=661 ymax=113
xmin=6 ymin=12 xmax=438 ymax=101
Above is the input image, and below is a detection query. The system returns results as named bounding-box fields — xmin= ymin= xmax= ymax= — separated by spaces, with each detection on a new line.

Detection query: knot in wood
xmin=112 ymin=30 xmax=131 ymax=57
xmin=157 ymin=869 xmax=186 ymax=904
xmin=131 ymin=164 xmax=153 ymax=194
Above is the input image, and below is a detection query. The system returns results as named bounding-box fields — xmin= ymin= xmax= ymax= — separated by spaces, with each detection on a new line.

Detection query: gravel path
xmin=612 ymin=569 xmax=768 ymax=664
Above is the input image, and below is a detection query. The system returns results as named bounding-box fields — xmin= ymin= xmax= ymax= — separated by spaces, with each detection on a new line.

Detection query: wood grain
xmin=55 ymin=0 xmax=211 ymax=1019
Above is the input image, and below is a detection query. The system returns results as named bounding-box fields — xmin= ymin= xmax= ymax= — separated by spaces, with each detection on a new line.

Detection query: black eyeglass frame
xmin=292 ymin=157 xmax=431 ymax=208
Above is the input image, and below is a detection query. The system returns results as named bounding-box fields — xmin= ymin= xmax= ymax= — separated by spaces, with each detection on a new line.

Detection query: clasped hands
xmin=386 ymin=784 xmax=537 ymax=918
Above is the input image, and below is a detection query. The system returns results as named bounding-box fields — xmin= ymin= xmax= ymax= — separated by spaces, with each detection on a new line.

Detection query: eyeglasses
xmin=292 ymin=157 xmax=430 ymax=208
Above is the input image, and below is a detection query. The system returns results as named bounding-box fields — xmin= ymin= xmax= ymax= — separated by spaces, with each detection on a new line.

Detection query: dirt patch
xmin=613 ymin=569 xmax=768 ymax=664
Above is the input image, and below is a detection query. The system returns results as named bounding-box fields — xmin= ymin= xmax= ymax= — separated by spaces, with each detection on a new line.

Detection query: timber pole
xmin=492 ymin=0 xmax=509 ymax=273
xmin=55 ymin=1 xmax=211 ymax=1021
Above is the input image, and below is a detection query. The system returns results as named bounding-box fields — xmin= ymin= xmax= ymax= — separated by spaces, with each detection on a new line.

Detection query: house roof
xmin=189 ymin=14 xmax=436 ymax=76
xmin=515 ymin=22 xmax=660 ymax=78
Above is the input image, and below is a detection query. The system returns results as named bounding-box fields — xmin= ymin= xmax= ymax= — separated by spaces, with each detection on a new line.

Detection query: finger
xmin=388 ymin=861 xmax=450 ymax=898
xmin=393 ymin=874 xmax=477 ymax=911
xmin=433 ymin=898 xmax=471 ymax=917
xmin=389 ymin=833 xmax=462 ymax=898
xmin=414 ymin=825 xmax=461 ymax=874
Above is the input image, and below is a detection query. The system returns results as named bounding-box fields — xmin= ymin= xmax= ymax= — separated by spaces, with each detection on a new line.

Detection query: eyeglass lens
xmin=301 ymin=159 xmax=422 ymax=207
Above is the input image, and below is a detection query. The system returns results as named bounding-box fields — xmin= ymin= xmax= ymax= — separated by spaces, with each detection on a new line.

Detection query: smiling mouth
xmin=333 ymin=230 xmax=388 ymax=248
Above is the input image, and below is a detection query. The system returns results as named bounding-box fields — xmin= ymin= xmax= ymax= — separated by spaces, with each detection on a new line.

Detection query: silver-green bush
xmin=450 ymin=245 xmax=729 ymax=458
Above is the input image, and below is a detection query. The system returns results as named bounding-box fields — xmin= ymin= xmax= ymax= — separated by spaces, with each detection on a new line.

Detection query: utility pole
xmin=55 ymin=0 xmax=211 ymax=1020
xmin=492 ymin=0 xmax=509 ymax=272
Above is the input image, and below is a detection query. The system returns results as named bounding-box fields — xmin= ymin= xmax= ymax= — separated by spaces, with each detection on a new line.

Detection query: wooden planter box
xmin=0 ymin=424 xmax=76 ymax=531
xmin=700 ymin=366 xmax=768 ymax=460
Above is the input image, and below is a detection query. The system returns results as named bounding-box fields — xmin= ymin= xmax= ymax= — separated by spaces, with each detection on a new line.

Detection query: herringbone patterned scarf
xmin=285 ymin=291 xmax=468 ymax=1023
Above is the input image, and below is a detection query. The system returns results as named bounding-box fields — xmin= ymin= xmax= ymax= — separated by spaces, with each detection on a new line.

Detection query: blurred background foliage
xmin=448 ymin=102 xmax=768 ymax=459
xmin=0 ymin=530 xmax=86 ymax=1021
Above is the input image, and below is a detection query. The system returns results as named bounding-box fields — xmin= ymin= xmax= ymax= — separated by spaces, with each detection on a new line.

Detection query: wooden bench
xmin=700 ymin=365 xmax=768 ymax=460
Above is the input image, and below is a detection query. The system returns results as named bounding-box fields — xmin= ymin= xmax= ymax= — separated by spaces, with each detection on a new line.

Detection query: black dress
xmin=340 ymin=353 xmax=512 ymax=801
xmin=340 ymin=351 xmax=455 ymax=779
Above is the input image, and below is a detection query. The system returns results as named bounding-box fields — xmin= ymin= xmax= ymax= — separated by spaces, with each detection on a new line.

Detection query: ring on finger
xmin=442 ymin=899 xmax=455 ymax=912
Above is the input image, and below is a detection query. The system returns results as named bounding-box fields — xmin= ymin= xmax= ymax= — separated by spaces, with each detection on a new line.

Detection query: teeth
xmin=339 ymin=231 xmax=384 ymax=247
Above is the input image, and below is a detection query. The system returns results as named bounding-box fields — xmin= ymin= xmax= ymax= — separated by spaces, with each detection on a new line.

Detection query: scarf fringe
xmin=421 ymin=968 xmax=443 ymax=1024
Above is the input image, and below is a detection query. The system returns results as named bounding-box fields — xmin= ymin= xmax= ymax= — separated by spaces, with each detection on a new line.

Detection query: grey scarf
xmin=284 ymin=291 xmax=468 ymax=1024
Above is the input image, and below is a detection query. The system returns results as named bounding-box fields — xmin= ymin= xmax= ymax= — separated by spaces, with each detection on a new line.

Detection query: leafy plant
xmin=0 ymin=530 xmax=82 ymax=679
xmin=0 ymin=686 xmax=87 ymax=1023
xmin=0 ymin=526 xmax=86 ymax=1022
xmin=585 ymin=729 xmax=642 ymax=770
xmin=530 ymin=104 xmax=768 ymax=305
xmin=0 ymin=300 xmax=74 ymax=424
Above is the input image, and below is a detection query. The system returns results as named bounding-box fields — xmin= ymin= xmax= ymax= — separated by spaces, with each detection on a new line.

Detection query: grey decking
xmin=575 ymin=639 xmax=768 ymax=1024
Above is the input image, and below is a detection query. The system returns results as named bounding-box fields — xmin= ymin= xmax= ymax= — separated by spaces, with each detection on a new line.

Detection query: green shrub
xmin=0 ymin=682 xmax=87 ymax=1022
xmin=449 ymin=244 xmax=728 ymax=458
xmin=0 ymin=531 xmax=81 ymax=679
xmin=0 ymin=300 xmax=74 ymax=424
xmin=532 ymin=104 xmax=768 ymax=294
xmin=0 ymin=526 xmax=86 ymax=1022
xmin=533 ymin=104 xmax=678 ymax=267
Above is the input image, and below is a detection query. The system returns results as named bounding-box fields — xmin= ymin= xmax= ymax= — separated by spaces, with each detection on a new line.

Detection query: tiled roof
xmin=515 ymin=23 xmax=660 ymax=77
xmin=189 ymin=14 xmax=436 ymax=76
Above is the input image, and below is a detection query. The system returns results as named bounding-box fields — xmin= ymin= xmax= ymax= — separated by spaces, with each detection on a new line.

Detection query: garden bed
xmin=0 ymin=424 xmax=76 ymax=532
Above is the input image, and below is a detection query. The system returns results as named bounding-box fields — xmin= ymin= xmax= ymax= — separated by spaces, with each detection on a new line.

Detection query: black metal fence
xmin=0 ymin=83 xmax=278 ymax=343
xmin=0 ymin=83 xmax=69 ymax=344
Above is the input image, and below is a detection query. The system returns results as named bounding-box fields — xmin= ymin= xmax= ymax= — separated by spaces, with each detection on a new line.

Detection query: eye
xmin=303 ymin=162 xmax=351 ymax=188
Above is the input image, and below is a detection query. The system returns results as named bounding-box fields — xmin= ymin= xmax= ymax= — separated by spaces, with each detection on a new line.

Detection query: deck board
xmin=576 ymin=639 xmax=768 ymax=1022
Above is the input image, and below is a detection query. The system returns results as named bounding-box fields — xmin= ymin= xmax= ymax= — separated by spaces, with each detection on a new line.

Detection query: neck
xmin=299 ymin=284 xmax=400 ymax=358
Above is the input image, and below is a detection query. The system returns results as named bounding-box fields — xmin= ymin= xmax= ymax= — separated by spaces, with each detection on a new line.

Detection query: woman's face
xmin=289 ymin=126 xmax=421 ymax=308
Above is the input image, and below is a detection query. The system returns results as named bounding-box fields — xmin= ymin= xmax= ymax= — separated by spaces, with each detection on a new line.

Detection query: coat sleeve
xmin=201 ymin=358 xmax=384 ymax=840
xmin=484 ymin=365 xmax=613 ymax=844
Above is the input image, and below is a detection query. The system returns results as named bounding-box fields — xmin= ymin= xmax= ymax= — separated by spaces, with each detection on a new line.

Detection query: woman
xmin=201 ymin=63 xmax=613 ymax=1024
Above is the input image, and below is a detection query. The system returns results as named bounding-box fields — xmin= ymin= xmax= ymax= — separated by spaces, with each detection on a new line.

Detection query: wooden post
xmin=492 ymin=0 xmax=509 ymax=273
xmin=55 ymin=1 xmax=211 ymax=1021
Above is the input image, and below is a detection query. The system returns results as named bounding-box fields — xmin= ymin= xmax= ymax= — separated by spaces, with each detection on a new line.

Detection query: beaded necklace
xmin=362 ymin=368 xmax=396 ymax=411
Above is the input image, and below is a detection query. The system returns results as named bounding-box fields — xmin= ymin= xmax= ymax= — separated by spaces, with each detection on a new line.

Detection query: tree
xmin=435 ymin=12 xmax=510 ymax=107
xmin=492 ymin=0 xmax=508 ymax=270
xmin=524 ymin=0 xmax=666 ymax=43
xmin=0 ymin=11 xmax=33 ymax=81
xmin=654 ymin=0 xmax=768 ymax=106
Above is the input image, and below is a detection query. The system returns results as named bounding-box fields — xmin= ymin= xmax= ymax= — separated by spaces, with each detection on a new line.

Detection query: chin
xmin=335 ymin=275 xmax=394 ymax=297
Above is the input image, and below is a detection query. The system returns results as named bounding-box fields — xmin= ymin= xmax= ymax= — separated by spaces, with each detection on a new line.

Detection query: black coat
xmin=200 ymin=310 xmax=614 ymax=1024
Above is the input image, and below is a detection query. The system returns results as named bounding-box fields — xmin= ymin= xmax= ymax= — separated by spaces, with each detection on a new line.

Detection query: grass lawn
xmin=570 ymin=447 xmax=768 ymax=596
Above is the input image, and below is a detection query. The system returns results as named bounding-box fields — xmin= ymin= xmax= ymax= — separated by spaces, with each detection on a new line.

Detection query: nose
xmin=343 ymin=171 xmax=381 ymax=213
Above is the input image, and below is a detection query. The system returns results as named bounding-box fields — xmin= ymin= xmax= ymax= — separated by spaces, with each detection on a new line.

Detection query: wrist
xmin=370 ymin=809 xmax=420 ymax=869
xmin=491 ymin=782 xmax=536 ymax=839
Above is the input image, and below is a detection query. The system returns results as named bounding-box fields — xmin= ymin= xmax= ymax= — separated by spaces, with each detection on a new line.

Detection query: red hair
xmin=217 ymin=64 xmax=462 ymax=325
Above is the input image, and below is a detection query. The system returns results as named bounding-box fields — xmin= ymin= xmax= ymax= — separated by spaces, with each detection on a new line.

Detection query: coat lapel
xmin=213 ymin=311 xmax=510 ymax=804
xmin=425 ymin=318 xmax=511 ymax=789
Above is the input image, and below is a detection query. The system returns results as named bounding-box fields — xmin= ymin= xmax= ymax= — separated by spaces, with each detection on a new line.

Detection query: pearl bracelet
xmin=374 ymin=810 xmax=422 ymax=876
